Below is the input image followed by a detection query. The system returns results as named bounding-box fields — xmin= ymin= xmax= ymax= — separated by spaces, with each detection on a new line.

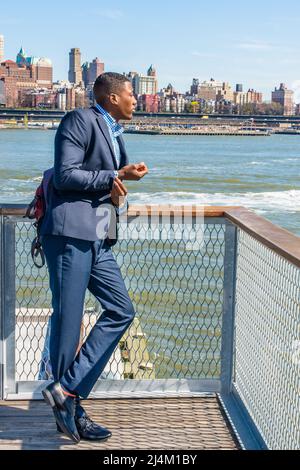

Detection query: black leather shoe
xmin=57 ymin=398 xmax=112 ymax=441
xmin=42 ymin=382 xmax=80 ymax=443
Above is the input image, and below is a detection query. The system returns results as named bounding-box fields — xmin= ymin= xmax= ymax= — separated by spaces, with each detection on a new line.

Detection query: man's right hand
xmin=111 ymin=177 xmax=128 ymax=207
xmin=117 ymin=162 xmax=148 ymax=181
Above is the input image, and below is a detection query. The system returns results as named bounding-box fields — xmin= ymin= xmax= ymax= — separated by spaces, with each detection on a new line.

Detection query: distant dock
xmin=125 ymin=128 xmax=271 ymax=136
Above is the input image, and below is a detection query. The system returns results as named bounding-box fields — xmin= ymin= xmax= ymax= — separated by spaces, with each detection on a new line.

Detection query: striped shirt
xmin=95 ymin=103 xmax=127 ymax=211
xmin=95 ymin=103 xmax=124 ymax=169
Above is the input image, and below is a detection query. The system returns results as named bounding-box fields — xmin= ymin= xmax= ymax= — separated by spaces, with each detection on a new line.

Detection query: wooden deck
xmin=0 ymin=396 xmax=240 ymax=450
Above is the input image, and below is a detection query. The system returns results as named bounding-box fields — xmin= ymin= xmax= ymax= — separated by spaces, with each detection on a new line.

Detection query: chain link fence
xmin=234 ymin=229 xmax=300 ymax=450
xmin=7 ymin=214 xmax=227 ymax=387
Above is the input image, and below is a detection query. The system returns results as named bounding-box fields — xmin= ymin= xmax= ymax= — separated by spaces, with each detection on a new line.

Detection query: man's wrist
xmin=116 ymin=196 xmax=128 ymax=213
xmin=117 ymin=168 xmax=125 ymax=180
xmin=118 ymin=195 xmax=127 ymax=208
xmin=111 ymin=195 xmax=127 ymax=209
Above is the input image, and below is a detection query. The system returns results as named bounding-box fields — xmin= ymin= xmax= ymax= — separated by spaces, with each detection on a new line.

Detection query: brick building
xmin=272 ymin=83 xmax=294 ymax=116
xmin=0 ymin=46 xmax=53 ymax=107
xmin=0 ymin=60 xmax=36 ymax=107
xmin=137 ymin=94 xmax=159 ymax=113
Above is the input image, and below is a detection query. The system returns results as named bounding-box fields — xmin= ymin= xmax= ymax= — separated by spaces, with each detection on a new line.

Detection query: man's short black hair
xmin=93 ymin=72 xmax=130 ymax=104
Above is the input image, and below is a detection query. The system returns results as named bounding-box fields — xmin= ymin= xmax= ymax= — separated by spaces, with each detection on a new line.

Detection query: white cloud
xmin=237 ymin=41 xmax=272 ymax=51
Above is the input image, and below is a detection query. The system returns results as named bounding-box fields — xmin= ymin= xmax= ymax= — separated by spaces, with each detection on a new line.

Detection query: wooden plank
xmin=0 ymin=397 xmax=239 ymax=450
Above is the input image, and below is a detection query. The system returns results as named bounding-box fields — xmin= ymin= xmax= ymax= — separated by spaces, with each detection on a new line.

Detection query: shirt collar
xmin=95 ymin=103 xmax=124 ymax=138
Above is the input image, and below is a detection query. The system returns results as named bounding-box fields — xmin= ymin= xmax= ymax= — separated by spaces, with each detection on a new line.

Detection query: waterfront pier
xmin=0 ymin=204 xmax=299 ymax=449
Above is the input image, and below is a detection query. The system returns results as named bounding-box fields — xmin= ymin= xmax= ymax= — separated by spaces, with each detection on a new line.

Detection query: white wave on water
xmin=270 ymin=158 xmax=300 ymax=163
xmin=181 ymin=166 xmax=212 ymax=170
xmin=9 ymin=176 xmax=42 ymax=183
xmin=1 ymin=187 xmax=300 ymax=216
xmin=130 ymin=190 xmax=300 ymax=213
xmin=250 ymin=158 xmax=300 ymax=166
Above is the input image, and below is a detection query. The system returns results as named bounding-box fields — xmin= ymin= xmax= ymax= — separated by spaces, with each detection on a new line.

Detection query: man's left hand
xmin=111 ymin=177 xmax=128 ymax=207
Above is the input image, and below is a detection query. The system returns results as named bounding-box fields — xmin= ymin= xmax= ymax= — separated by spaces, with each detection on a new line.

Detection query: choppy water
xmin=0 ymin=129 xmax=299 ymax=235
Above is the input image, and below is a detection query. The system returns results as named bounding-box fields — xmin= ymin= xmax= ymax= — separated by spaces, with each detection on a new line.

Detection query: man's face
xmin=112 ymin=81 xmax=137 ymax=120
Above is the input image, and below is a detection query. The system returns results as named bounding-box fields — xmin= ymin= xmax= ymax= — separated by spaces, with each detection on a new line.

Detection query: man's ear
xmin=110 ymin=93 xmax=119 ymax=105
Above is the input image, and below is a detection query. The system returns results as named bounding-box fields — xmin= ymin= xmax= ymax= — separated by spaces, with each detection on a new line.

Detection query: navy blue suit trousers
xmin=41 ymin=234 xmax=135 ymax=398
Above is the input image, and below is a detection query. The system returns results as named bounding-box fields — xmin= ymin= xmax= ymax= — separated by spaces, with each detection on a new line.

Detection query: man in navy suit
xmin=40 ymin=72 xmax=148 ymax=443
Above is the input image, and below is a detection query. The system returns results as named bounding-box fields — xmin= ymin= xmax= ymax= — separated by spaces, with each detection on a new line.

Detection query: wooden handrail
xmin=0 ymin=204 xmax=237 ymax=217
xmin=224 ymin=207 xmax=300 ymax=269
xmin=1 ymin=204 xmax=299 ymax=268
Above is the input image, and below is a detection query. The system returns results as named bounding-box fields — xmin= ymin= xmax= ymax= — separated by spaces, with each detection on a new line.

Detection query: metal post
xmin=220 ymin=220 xmax=238 ymax=394
xmin=2 ymin=217 xmax=16 ymax=398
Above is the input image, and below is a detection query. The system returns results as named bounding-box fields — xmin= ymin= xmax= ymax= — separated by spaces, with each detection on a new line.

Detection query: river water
xmin=0 ymin=129 xmax=299 ymax=234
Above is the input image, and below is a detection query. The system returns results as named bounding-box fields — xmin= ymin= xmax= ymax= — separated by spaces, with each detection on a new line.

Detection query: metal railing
xmin=0 ymin=204 xmax=299 ymax=450
xmin=233 ymin=228 xmax=300 ymax=450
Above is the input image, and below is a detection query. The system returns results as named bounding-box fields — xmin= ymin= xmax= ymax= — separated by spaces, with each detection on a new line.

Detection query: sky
xmin=2 ymin=0 xmax=300 ymax=101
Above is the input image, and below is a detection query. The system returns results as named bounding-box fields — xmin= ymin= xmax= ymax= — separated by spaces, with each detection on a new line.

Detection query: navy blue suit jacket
xmin=40 ymin=106 xmax=129 ymax=242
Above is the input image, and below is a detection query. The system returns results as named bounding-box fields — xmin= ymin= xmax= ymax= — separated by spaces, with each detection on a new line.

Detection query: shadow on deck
xmin=0 ymin=396 xmax=240 ymax=450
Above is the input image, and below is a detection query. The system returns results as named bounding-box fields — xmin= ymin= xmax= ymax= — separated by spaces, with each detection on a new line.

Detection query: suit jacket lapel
xmin=117 ymin=135 xmax=129 ymax=167
xmin=94 ymin=112 xmax=118 ymax=169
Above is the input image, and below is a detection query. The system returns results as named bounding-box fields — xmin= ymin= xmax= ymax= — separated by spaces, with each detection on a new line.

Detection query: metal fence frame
xmin=1 ymin=204 xmax=300 ymax=450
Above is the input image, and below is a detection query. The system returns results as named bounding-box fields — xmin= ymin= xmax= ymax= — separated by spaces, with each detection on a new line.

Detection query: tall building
xmin=0 ymin=44 xmax=53 ymax=107
xmin=147 ymin=64 xmax=156 ymax=77
xmin=236 ymin=84 xmax=243 ymax=92
xmin=233 ymin=89 xmax=263 ymax=108
xmin=66 ymin=87 xmax=76 ymax=109
xmin=82 ymin=58 xmax=104 ymax=88
xmin=272 ymin=83 xmax=294 ymax=115
xmin=133 ymin=74 xmax=157 ymax=95
xmin=68 ymin=48 xmax=82 ymax=85
xmin=197 ymin=78 xmax=223 ymax=101
xmin=82 ymin=62 xmax=89 ymax=88
xmin=247 ymin=89 xmax=263 ymax=104
xmin=0 ymin=35 xmax=4 ymax=63
xmin=15 ymin=46 xmax=53 ymax=87
xmin=190 ymin=78 xmax=199 ymax=95
xmin=0 ymin=60 xmax=36 ymax=107
xmin=164 ymin=83 xmax=175 ymax=96
xmin=126 ymin=71 xmax=138 ymax=81
xmin=132 ymin=66 xmax=157 ymax=96
xmin=16 ymin=46 xmax=27 ymax=66
xmin=216 ymin=82 xmax=234 ymax=102
xmin=30 ymin=58 xmax=53 ymax=86
xmin=88 ymin=57 xmax=104 ymax=84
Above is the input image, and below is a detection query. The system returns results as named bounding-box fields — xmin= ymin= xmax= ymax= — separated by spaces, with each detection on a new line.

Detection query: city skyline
xmin=0 ymin=39 xmax=294 ymax=114
xmin=1 ymin=0 xmax=300 ymax=98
